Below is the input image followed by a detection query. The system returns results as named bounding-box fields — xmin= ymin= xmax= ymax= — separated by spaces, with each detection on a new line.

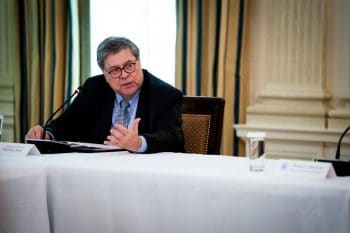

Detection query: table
xmin=1 ymin=152 xmax=350 ymax=233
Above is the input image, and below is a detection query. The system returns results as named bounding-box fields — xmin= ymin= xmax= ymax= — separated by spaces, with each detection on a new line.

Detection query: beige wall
xmin=328 ymin=0 xmax=350 ymax=129
xmin=236 ymin=0 xmax=350 ymax=160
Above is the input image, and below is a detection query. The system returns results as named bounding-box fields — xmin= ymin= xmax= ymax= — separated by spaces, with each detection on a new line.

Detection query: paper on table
xmin=25 ymin=139 xmax=124 ymax=154
xmin=65 ymin=141 xmax=122 ymax=150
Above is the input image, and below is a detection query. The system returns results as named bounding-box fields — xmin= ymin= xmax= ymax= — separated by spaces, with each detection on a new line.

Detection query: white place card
xmin=0 ymin=142 xmax=40 ymax=156
xmin=274 ymin=159 xmax=336 ymax=179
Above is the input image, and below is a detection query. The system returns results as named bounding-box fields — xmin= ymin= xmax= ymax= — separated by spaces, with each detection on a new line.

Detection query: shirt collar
xmin=116 ymin=91 xmax=140 ymax=106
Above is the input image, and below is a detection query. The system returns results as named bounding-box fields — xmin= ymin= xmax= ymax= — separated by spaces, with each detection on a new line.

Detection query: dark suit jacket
xmin=49 ymin=70 xmax=184 ymax=153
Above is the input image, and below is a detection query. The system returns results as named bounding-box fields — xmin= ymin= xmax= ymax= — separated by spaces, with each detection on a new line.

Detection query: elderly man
xmin=25 ymin=37 xmax=184 ymax=153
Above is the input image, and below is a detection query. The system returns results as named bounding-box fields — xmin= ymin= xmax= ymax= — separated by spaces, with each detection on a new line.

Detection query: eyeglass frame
xmin=105 ymin=60 xmax=137 ymax=79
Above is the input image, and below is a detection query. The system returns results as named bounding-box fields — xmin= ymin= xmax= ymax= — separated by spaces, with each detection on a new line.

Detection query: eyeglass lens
xmin=108 ymin=62 xmax=136 ymax=78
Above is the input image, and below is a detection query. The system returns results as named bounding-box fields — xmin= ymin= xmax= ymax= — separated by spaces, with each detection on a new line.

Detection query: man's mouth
xmin=121 ymin=81 xmax=133 ymax=87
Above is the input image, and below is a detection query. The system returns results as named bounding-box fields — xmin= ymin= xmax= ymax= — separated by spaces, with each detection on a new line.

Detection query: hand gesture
xmin=104 ymin=118 xmax=142 ymax=152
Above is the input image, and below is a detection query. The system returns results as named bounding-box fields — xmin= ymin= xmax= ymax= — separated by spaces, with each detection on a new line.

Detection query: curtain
xmin=0 ymin=1 xmax=21 ymax=142
xmin=15 ymin=0 xmax=90 ymax=141
xmin=175 ymin=0 xmax=247 ymax=155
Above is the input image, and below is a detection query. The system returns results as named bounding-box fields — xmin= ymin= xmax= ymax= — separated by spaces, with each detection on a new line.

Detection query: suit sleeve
xmin=47 ymin=76 xmax=114 ymax=143
xmin=141 ymin=88 xmax=184 ymax=153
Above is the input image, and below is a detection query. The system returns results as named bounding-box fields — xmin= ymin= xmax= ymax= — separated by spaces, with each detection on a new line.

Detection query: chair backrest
xmin=182 ymin=96 xmax=225 ymax=154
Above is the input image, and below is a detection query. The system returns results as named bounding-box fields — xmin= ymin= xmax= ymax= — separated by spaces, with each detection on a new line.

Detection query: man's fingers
xmin=110 ymin=127 xmax=125 ymax=139
xmin=132 ymin=118 xmax=141 ymax=132
xmin=26 ymin=125 xmax=44 ymax=139
xmin=113 ymin=124 xmax=128 ymax=135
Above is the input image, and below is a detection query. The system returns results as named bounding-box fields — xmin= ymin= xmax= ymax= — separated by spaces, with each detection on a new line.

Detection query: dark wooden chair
xmin=182 ymin=96 xmax=225 ymax=154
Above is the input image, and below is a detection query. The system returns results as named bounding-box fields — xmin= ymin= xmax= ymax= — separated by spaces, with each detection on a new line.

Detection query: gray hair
xmin=96 ymin=37 xmax=140 ymax=70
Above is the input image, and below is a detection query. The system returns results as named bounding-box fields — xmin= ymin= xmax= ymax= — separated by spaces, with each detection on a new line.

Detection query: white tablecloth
xmin=0 ymin=158 xmax=50 ymax=233
xmin=1 ymin=152 xmax=350 ymax=233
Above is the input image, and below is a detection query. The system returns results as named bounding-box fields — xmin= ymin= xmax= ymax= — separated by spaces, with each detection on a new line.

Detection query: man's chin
xmin=120 ymin=87 xmax=138 ymax=98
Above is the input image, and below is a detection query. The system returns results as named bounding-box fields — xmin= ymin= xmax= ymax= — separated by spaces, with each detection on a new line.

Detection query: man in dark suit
xmin=25 ymin=37 xmax=184 ymax=153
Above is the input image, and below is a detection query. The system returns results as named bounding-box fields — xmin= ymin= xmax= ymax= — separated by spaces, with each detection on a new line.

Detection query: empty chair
xmin=182 ymin=96 xmax=225 ymax=154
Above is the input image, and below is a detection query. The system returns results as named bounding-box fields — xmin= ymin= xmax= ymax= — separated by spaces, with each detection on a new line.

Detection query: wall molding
xmin=235 ymin=124 xmax=350 ymax=160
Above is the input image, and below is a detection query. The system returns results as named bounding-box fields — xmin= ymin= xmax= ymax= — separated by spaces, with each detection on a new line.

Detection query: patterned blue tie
xmin=116 ymin=98 xmax=130 ymax=128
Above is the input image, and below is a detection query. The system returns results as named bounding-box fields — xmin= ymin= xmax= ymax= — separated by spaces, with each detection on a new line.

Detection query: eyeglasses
xmin=106 ymin=61 xmax=137 ymax=79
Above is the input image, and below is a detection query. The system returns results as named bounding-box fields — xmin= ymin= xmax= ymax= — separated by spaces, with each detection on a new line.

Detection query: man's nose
xmin=119 ymin=69 xmax=129 ymax=79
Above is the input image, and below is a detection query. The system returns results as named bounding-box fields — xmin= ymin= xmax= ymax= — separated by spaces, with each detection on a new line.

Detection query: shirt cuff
xmin=136 ymin=136 xmax=147 ymax=153
xmin=46 ymin=130 xmax=55 ymax=140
